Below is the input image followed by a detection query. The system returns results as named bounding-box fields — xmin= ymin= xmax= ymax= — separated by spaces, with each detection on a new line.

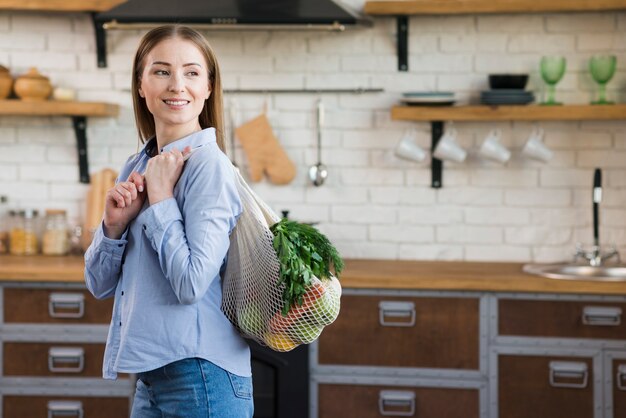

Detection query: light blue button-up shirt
xmin=84 ymin=127 xmax=250 ymax=380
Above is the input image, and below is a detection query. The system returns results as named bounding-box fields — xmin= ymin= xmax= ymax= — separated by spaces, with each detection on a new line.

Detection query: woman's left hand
xmin=145 ymin=146 xmax=192 ymax=205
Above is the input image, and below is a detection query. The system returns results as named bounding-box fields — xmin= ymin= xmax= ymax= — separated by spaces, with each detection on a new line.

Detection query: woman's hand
xmin=144 ymin=146 xmax=192 ymax=206
xmin=103 ymin=171 xmax=146 ymax=239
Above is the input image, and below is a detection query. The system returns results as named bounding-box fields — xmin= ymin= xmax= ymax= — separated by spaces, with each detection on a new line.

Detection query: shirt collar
xmin=142 ymin=127 xmax=217 ymax=158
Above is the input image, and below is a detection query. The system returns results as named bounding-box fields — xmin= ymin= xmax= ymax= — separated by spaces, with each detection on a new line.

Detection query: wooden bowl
xmin=0 ymin=66 xmax=12 ymax=99
xmin=14 ymin=67 xmax=52 ymax=101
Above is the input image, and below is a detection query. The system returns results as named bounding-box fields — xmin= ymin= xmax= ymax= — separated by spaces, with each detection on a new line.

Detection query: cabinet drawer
xmin=613 ymin=359 xmax=626 ymax=417
xmin=318 ymin=295 xmax=479 ymax=369
xmin=499 ymin=298 xmax=626 ymax=340
xmin=499 ymin=355 xmax=593 ymax=418
xmin=3 ymin=342 xmax=105 ymax=377
xmin=318 ymin=383 xmax=479 ymax=418
xmin=3 ymin=395 xmax=129 ymax=418
xmin=3 ymin=288 xmax=112 ymax=324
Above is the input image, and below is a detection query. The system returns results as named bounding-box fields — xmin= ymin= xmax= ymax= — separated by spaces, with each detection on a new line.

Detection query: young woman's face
xmin=138 ymin=37 xmax=211 ymax=136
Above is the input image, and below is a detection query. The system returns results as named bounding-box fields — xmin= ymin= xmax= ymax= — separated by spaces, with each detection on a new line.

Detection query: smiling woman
xmin=83 ymin=25 xmax=253 ymax=418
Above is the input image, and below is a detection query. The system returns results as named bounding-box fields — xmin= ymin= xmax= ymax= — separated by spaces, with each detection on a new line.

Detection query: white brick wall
xmin=0 ymin=5 xmax=624 ymax=262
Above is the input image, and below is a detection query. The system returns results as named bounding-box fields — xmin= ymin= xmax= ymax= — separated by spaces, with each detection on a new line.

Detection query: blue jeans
xmin=130 ymin=358 xmax=254 ymax=418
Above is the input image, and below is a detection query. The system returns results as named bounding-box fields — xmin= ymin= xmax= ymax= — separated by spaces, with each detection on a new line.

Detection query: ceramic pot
xmin=0 ymin=66 xmax=12 ymax=100
xmin=14 ymin=67 xmax=52 ymax=101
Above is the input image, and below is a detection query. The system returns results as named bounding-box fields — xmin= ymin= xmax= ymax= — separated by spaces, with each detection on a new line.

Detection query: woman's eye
xmin=155 ymin=70 xmax=169 ymax=76
xmin=186 ymin=71 xmax=199 ymax=76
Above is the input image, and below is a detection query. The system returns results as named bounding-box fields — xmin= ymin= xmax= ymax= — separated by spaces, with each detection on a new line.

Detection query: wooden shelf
xmin=0 ymin=0 xmax=126 ymax=12
xmin=392 ymin=104 xmax=626 ymax=122
xmin=365 ymin=0 xmax=626 ymax=15
xmin=0 ymin=100 xmax=119 ymax=117
xmin=0 ymin=100 xmax=119 ymax=184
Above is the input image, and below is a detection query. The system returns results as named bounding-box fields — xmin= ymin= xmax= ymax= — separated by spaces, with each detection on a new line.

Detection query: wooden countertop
xmin=1 ymin=255 xmax=626 ymax=295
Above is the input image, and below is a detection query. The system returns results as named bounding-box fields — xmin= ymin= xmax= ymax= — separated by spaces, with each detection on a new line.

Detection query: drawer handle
xmin=378 ymin=301 xmax=416 ymax=327
xmin=617 ymin=364 xmax=626 ymax=391
xmin=582 ymin=306 xmax=622 ymax=326
xmin=48 ymin=347 xmax=85 ymax=373
xmin=47 ymin=400 xmax=83 ymax=418
xmin=378 ymin=390 xmax=415 ymax=416
xmin=49 ymin=293 xmax=85 ymax=319
xmin=549 ymin=361 xmax=588 ymax=389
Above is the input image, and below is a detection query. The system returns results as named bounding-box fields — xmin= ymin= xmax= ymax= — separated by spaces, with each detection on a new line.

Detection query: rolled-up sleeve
xmin=138 ymin=156 xmax=241 ymax=305
xmin=84 ymin=223 xmax=128 ymax=299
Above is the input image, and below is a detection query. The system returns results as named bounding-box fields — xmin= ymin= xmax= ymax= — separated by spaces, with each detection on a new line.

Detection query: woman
xmin=84 ymin=25 xmax=253 ymax=418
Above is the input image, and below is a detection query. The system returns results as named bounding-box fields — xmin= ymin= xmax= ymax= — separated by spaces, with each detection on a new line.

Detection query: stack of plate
xmin=401 ymin=91 xmax=456 ymax=106
xmin=481 ymin=89 xmax=534 ymax=105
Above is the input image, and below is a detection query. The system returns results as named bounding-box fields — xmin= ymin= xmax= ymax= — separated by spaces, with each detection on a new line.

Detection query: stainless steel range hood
xmin=93 ymin=0 xmax=371 ymax=67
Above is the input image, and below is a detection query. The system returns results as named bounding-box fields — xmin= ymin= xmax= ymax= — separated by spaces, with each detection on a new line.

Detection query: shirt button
xmin=119 ymin=321 xmax=122 ymax=326
xmin=121 ymin=291 xmax=124 ymax=296
xmin=143 ymin=225 xmax=147 ymax=231
xmin=117 ymin=244 xmax=123 ymax=248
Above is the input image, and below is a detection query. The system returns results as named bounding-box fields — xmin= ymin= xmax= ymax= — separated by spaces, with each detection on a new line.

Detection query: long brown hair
xmin=131 ymin=25 xmax=226 ymax=152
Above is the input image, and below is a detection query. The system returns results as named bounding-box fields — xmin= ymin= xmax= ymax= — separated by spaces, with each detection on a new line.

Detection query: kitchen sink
xmin=523 ymin=263 xmax=626 ymax=281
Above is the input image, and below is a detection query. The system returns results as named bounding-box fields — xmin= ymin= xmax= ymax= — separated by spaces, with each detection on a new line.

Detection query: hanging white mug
xmin=479 ymin=129 xmax=511 ymax=163
xmin=433 ymin=127 xmax=467 ymax=163
xmin=522 ymin=127 xmax=553 ymax=162
xmin=394 ymin=129 xmax=427 ymax=162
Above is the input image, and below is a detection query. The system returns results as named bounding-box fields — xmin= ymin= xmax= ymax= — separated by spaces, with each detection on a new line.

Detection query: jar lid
xmin=45 ymin=209 xmax=67 ymax=216
xmin=20 ymin=209 xmax=39 ymax=218
xmin=19 ymin=67 xmax=49 ymax=81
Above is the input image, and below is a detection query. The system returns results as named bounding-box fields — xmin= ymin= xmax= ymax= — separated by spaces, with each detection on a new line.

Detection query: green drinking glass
xmin=590 ymin=55 xmax=617 ymax=105
xmin=540 ymin=56 xmax=566 ymax=106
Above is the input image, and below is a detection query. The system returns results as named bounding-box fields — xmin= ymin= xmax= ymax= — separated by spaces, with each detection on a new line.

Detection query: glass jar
xmin=0 ymin=196 xmax=8 ymax=254
xmin=42 ymin=209 xmax=69 ymax=256
xmin=10 ymin=209 xmax=39 ymax=255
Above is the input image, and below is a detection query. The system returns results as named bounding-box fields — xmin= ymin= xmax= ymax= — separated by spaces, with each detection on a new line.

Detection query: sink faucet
xmin=574 ymin=168 xmax=621 ymax=266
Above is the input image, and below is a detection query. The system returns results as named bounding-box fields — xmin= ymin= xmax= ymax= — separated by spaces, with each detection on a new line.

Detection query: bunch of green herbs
xmin=270 ymin=219 xmax=343 ymax=315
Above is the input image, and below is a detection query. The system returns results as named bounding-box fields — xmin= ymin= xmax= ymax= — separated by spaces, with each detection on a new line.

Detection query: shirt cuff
xmin=96 ymin=221 xmax=128 ymax=256
xmin=138 ymin=198 xmax=183 ymax=247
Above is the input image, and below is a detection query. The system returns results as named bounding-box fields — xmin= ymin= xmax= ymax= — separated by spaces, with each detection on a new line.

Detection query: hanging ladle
xmin=308 ymin=99 xmax=328 ymax=187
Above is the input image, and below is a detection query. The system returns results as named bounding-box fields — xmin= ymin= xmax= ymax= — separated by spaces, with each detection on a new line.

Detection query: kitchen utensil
xmin=589 ymin=55 xmax=617 ymax=105
xmin=488 ymin=74 xmax=529 ymax=90
xmin=522 ymin=127 xmax=553 ymax=162
xmin=401 ymin=91 xmax=456 ymax=106
xmin=433 ymin=126 xmax=466 ymax=163
xmin=308 ymin=99 xmax=328 ymax=187
xmin=479 ymin=129 xmax=511 ymax=163
xmin=540 ymin=56 xmax=566 ymax=105
xmin=14 ymin=67 xmax=52 ymax=101
xmin=394 ymin=129 xmax=427 ymax=162
xmin=0 ymin=65 xmax=12 ymax=99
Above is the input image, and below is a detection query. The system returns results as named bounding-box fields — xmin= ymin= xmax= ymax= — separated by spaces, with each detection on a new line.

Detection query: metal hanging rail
xmin=224 ymin=88 xmax=384 ymax=94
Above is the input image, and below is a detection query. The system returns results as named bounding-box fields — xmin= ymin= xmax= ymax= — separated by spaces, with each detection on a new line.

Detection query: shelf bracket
xmin=93 ymin=14 xmax=108 ymax=68
xmin=431 ymin=121 xmax=443 ymax=188
xmin=72 ymin=116 xmax=90 ymax=184
xmin=396 ymin=16 xmax=408 ymax=71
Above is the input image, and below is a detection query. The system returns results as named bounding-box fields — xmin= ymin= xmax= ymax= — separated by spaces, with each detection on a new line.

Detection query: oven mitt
xmin=235 ymin=113 xmax=296 ymax=185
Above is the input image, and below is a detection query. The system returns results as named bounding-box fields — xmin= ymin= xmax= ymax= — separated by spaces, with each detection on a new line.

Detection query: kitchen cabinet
xmin=311 ymin=289 xmax=487 ymax=418
xmin=0 ymin=100 xmax=119 ymax=184
xmin=0 ymin=282 xmax=133 ymax=418
xmin=491 ymin=294 xmax=626 ymax=418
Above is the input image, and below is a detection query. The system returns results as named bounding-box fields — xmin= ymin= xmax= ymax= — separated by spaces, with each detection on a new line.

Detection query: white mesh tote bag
xmin=221 ymin=167 xmax=342 ymax=352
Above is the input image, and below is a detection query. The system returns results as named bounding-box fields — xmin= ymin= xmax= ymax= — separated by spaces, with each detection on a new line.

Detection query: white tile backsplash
xmin=0 ymin=6 xmax=624 ymax=262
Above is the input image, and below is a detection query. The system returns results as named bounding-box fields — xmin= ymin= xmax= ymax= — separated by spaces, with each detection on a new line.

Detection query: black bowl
xmin=488 ymin=74 xmax=529 ymax=90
